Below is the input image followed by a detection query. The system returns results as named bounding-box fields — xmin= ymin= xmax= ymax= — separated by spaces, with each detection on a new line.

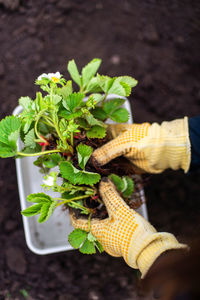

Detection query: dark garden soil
xmin=0 ymin=1 xmax=200 ymax=299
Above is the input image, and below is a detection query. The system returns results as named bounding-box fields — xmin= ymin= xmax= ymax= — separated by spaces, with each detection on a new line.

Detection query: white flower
xmin=37 ymin=72 xmax=61 ymax=83
xmin=43 ymin=175 xmax=54 ymax=187
xmin=37 ymin=73 xmax=49 ymax=81
xmin=47 ymin=72 xmax=61 ymax=82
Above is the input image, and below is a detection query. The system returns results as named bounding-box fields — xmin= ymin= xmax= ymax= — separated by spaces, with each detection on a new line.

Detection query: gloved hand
xmin=92 ymin=117 xmax=191 ymax=174
xmin=70 ymin=178 xmax=187 ymax=278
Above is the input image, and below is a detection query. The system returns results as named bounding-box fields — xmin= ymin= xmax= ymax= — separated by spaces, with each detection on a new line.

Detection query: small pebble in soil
xmin=110 ymin=54 xmax=121 ymax=65
xmin=88 ymin=290 xmax=101 ymax=300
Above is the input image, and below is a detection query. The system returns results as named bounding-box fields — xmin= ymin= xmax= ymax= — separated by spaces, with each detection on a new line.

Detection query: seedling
xmin=0 ymin=58 xmax=139 ymax=254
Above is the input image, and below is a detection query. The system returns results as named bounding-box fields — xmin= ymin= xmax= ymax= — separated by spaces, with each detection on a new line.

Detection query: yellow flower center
xmin=52 ymin=77 xmax=59 ymax=83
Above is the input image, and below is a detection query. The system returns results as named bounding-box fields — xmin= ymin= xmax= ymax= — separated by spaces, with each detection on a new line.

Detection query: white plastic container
xmin=13 ymin=96 xmax=148 ymax=255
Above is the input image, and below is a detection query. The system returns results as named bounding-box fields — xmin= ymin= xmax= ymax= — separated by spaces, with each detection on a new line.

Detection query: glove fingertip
xmin=99 ymin=178 xmax=119 ymax=202
xmin=92 ymin=151 xmax=105 ymax=165
xmin=90 ymin=154 xmax=104 ymax=168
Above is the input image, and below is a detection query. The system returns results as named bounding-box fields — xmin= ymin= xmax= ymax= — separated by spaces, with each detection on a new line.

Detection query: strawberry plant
xmin=0 ymin=58 xmax=140 ymax=254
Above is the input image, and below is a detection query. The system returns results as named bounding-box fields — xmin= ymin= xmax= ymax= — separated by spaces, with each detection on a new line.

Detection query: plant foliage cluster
xmin=0 ymin=59 xmax=137 ymax=254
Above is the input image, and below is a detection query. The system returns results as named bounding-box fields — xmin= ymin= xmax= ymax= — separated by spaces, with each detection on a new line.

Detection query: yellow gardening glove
xmin=92 ymin=117 xmax=191 ymax=174
xmin=70 ymin=178 xmax=187 ymax=278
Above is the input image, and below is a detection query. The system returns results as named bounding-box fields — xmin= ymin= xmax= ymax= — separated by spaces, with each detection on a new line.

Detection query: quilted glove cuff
xmin=135 ymin=233 xmax=188 ymax=278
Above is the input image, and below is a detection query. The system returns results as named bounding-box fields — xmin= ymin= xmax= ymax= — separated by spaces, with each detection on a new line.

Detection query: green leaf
xmin=38 ymin=201 xmax=57 ymax=223
xmin=92 ymin=93 xmax=104 ymax=104
xmin=68 ymin=229 xmax=88 ymax=249
xmin=122 ymin=176 xmax=134 ymax=198
xmin=35 ymin=92 xmax=47 ymax=111
xmin=95 ymin=241 xmax=104 ymax=253
xmin=24 ymin=121 xmax=33 ymax=134
xmin=118 ymin=76 xmax=138 ymax=88
xmin=33 ymin=156 xmax=43 ymax=167
xmin=87 ymin=232 xmax=97 ymax=242
xmin=120 ymin=82 xmax=131 ymax=96
xmin=97 ymin=75 xmax=115 ymax=93
xmin=38 ymin=121 xmax=49 ymax=135
xmin=108 ymin=79 xmax=126 ymax=96
xmin=107 ymin=76 xmax=137 ymax=97
xmin=24 ymin=129 xmax=36 ymax=149
xmin=86 ymin=125 xmax=106 ymax=139
xmin=85 ymin=113 xmax=106 ymax=128
xmin=59 ymin=161 xmax=82 ymax=184
xmin=76 ymin=118 xmax=89 ymax=129
xmin=52 ymin=95 xmax=62 ymax=105
xmin=76 ymin=143 xmax=93 ymax=169
xmin=20 ymin=110 xmax=35 ymax=133
xmin=110 ymin=108 xmax=129 ymax=123
xmin=43 ymin=153 xmax=61 ymax=168
xmin=104 ymin=98 xmax=125 ymax=115
xmin=82 ymin=58 xmax=102 ymax=88
xmin=80 ymin=238 xmax=96 ymax=254
xmin=21 ymin=203 xmax=42 ymax=217
xmin=109 ymin=174 xmax=134 ymax=198
xmin=78 ymin=170 xmax=101 ymax=186
xmin=109 ymin=174 xmax=124 ymax=192
xmin=91 ymin=107 xmax=107 ymax=121
xmin=63 ymin=92 xmax=85 ymax=112
xmin=59 ymin=81 xmax=73 ymax=99
xmin=0 ymin=116 xmax=21 ymax=157
xmin=0 ymin=142 xmax=17 ymax=158
xmin=0 ymin=116 xmax=21 ymax=146
xmin=67 ymin=120 xmax=80 ymax=134
xmin=67 ymin=59 xmax=81 ymax=86
xmin=86 ymin=77 xmax=103 ymax=93
xmin=58 ymin=109 xmax=83 ymax=121
xmin=27 ymin=192 xmax=52 ymax=203
xmin=8 ymin=130 xmax=20 ymax=149
xmin=19 ymin=96 xmax=33 ymax=110
xmin=59 ymin=161 xmax=101 ymax=186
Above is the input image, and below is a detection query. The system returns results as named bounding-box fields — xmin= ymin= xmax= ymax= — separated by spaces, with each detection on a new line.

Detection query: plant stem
xmin=52 ymin=118 xmax=73 ymax=153
xmin=34 ymin=110 xmax=47 ymax=140
xmin=49 ymin=85 xmax=65 ymax=144
xmin=71 ymin=202 xmax=91 ymax=213
xmin=55 ymin=194 xmax=90 ymax=206
xmin=80 ymin=84 xmax=84 ymax=93
xmin=42 ymin=117 xmax=55 ymax=127
xmin=101 ymin=93 xmax=108 ymax=107
xmin=53 ymin=122 xmax=63 ymax=142
xmin=50 ymin=85 xmax=53 ymax=104
xmin=17 ymin=149 xmax=61 ymax=157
